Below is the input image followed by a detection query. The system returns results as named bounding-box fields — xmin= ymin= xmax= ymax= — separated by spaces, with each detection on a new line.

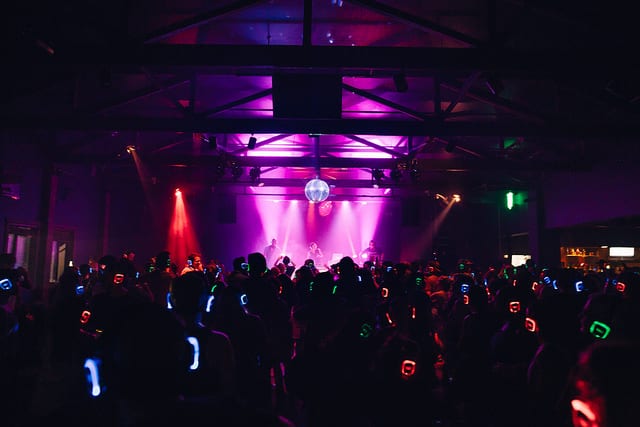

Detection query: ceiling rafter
xmin=197 ymin=89 xmax=273 ymax=117
xmin=141 ymin=0 xmax=267 ymax=43
xmin=4 ymin=115 xmax=639 ymax=137
xmin=440 ymin=78 xmax=548 ymax=124
xmin=344 ymin=0 xmax=483 ymax=46
xmin=342 ymin=83 xmax=428 ymax=121
xmin=59 ymin=153 xmax=584 ymax=173
xmin=86 ymin=77 xmax=190 ymax=114
xmin=140 ymin=67 xmax=191 ymax=116
xmin=11 ymin=46 xmax=639 ymax=78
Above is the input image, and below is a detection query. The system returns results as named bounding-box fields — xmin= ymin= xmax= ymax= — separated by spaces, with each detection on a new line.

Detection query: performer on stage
xmin=263 ymin=238 xmax=280 ymax=268
xmin=360 ymin=240 xmax=384 ymax=266
xmin=306 ymin=241 xmax=324 ymax=267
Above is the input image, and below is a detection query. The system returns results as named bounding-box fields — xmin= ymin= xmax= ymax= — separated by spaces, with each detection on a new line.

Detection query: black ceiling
xmin=1 ymin=0 xmax=639 ymax=199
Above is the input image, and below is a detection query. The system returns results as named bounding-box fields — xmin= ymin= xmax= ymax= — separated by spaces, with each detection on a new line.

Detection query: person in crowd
xmin=139 ymin=250 xmax=175 ymax=306
xmin=180 ymin=253 xmax=204 ymax=276
xmin=489 ymin=284 xmax=540 ymax=427
xmin=169 ymin=270 xmax=236 ymax=399
xmin=281 ymin=255 xmax=296 ymax=277
xmin=205 ymin=283 xmax=273 ymax=414
xmin=227 ymin=256 xmax=249 ymax=289
xmin=526 ymin=292 xmax=583 ymax=427
xmin=119 ymin=249 xmax=140 ymax=282
xmin=243 ymin=252 xmax=293 ymax=409
xmin=568 ymin=339 xmax=640 ymax=427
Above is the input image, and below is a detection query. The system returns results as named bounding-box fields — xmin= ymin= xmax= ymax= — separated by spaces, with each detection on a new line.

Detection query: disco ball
xmin=304 ymin=178 xmax=330 ymax=203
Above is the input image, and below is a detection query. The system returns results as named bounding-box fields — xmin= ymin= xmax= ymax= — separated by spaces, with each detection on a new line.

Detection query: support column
xmin=35 ymin=159 xmax=58 ymax=304
xmin=528 ymin=185 xmax=560 ymax=270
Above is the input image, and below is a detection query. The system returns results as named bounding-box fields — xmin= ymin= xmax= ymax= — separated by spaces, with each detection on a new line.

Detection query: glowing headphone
xmin=385 ymin=312 xmax=394 ymax=326
xmin=205 ymin=295 xmax=215 ymax=313
xmin=570 ymin=399 xmax=598 ymax=427
xmin=84 ymin=357 xmax=104 ymax=398
xmin=589 ymin=320 xmax=611 ymax=339
xmin=524 ymin=316 xmax=538 ymax=332
xmin=0 ymin=278 xmax=13 ymax=291
xmin=400 ymin=359 xmax=417 ymax=379
xmin=186 ymin=336 xmax=200 ymax=371
xmin=359 ymin=322 xmax=373 ymax=339
xmin=80 ymin=310 xmax=92 ymax=325
xmin=509 ymin=301 xmax=521 ymax=313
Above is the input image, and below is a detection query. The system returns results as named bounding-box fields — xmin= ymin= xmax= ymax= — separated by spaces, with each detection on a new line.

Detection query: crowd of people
xmin=1 ymin=249 xmax=640 ymax=427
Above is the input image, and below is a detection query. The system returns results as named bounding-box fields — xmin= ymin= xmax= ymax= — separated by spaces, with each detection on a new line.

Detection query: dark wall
xmin=543 ymin=165 xmax=640 ymax=229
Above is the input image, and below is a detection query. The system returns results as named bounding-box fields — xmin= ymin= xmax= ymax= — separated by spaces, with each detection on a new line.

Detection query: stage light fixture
xmin=125 ymin=145 xmax=136 ymax=154
xmin=249 ymin=166 xmax=261 ymax=184
xmin=372 ymin=169 xmax=385 ymax=188
xmin=202 ymin=134 xmax=217 ymax=150
xmin=390 ymin=168 xmax=402 ymax=183
xmin=231 ymin=163 xmax=243 ymax=180
xmin=409 ymin=162 xmax=421 ymax=183
xmin=247 ymin=135 xmax=257 ymax=150
xmin=214 ymin=162 xmax=226 ymax=179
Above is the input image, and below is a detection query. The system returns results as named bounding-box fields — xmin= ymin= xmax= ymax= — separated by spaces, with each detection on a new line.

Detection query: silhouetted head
xmin=571 ymin=339 xmax=640 ymax=427
xmin=98 ymin=301 xmax=186 ymax=400
xmin=171 ymin=271 xmax=207 ymax=317
xmin=247 ymin=252 xmax=267 ymax=277
xmin=155 ymin=251 xmax=171 ymax=271
xmin=232 ymin=256 xmax=246 ymax=272
xmin=338 ymin=256 xmax=356 ymax=275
